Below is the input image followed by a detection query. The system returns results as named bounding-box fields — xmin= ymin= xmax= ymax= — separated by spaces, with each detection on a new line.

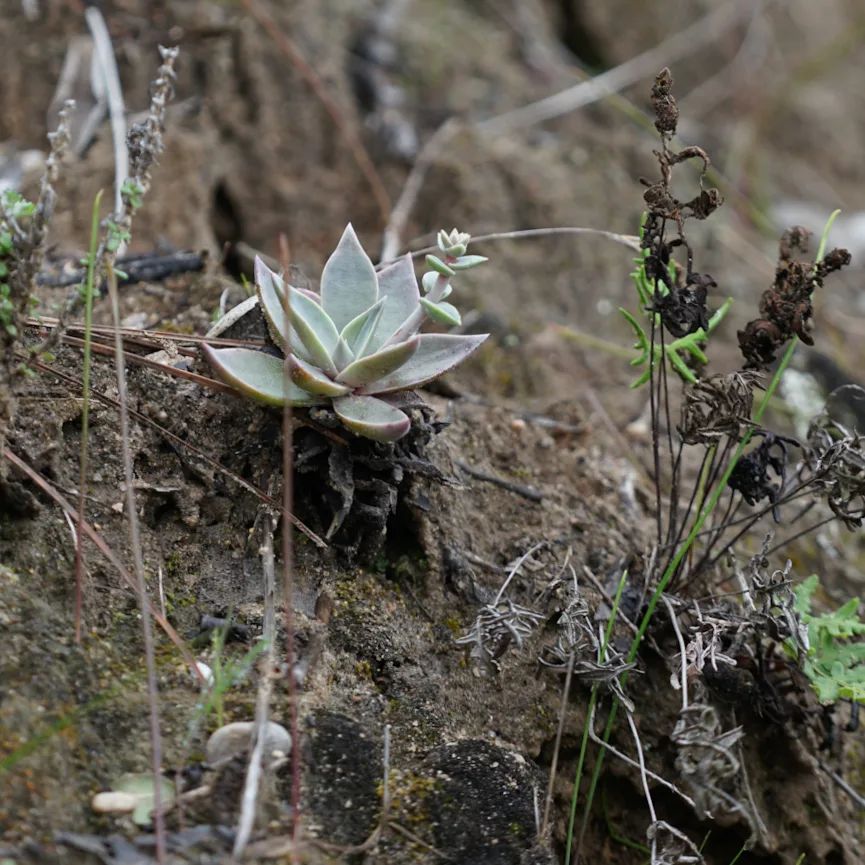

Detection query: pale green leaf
xmin=420 ymin=297 xmax=461 ymax=327
xmin=336 ymin=336 xmax=419 ymax=387
xmin=202 ymin=345 xmax=325 ymax=406
xmin=425 ymin=254 xmax=455 ymax=277
xmin=359 ymin=333 xmax=487 ymax=394
xmin=450 ymin=254 xmax=487 ymax=271
xmin=286 ymin=285 xmax=340 ymax=375
xmin=332 ymin=394 xmax=411 ymax=441
xmin=113 ymin=773 xmax=175 ymax=827
xmin=288 ymin=354 xmax=351 ymax=396
xmin=320 ymin=223 xmax=379 ymax=331
xmin=368 ymin=254 xmax=421 ymax=352
xmin=341 ymin=298 xmax=384 ymax=357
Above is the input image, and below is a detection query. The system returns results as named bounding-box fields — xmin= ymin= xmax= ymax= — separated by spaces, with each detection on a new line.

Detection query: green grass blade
xmin=565 ymin=569 xmax=629 ymax=863
xmin=73 ymin=189 xmax=103 ymax=643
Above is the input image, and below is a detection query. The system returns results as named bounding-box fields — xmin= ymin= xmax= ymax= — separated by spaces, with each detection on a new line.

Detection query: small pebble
xmin=193 ymin=661 xmax=214 ymax=687
xmin=206 ymin=721 xmax=292 ymax=766
xmin=91 ymin=790 xmax=138 ymax=814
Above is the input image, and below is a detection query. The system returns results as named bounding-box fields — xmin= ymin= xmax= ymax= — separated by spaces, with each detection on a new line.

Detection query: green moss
xmin=163 ymin=550 xmax=185 ymax=578
xmin=384 ymin=769 xmax=441 ymax=829
xmin=354 ymin=659 xmax=373 ymax=680
xmin=443 ymin=616 xmax=462 ymax=636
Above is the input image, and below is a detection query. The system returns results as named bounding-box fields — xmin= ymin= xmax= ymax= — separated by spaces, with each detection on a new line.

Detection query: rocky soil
xmin=2 ymin=1 xmax=865 ymax=863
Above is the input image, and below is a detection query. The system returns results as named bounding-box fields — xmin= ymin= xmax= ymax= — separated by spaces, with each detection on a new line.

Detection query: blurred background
xmin=2 ymin=0 xmax=865 ymax=419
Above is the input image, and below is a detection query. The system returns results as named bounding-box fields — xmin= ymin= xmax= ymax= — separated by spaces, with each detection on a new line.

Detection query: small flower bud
xmin=437 ymin=228 xmax=471 ymax=257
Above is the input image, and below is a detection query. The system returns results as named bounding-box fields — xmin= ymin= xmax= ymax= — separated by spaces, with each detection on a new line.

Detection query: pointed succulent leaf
xmin=253 ymin=258 xmax=318 ymax=364
xmin=450 ymin=254 xmax=488 ymax=271
xmin=286 ymin=286 xmax=340 ymax=375
xmin=332 ymin=336 xmax=355 ymax=371
xmin=359 ymin=333 xmax=487 ymax=394
xmin=202 ymin=345 xmax=324 ymax=406
xmin=420 ymin=297 xmax=461 ymax=326
xmin=255 ymin=256 xmax=288 ymax=347
xmin=286 ymin=325 xmax=318 ymax=364
xmin=340 ymin=298 xmax=384 ymax=357
xmin=425 ymin=254 xmax=455 ymax=277
xmin=332 ymin=395 xmax=411 ymax=442
xmin=367 ymin=254 xmax=421 ymax=353
xmin=320 ymin=223 xmax=379 ymax=331
xmin=295 ymin=287 xmax=321 ymax=304
xmin=336 ymin=336 xmax=420 ymax=387
xmin=288 ymin=354 xmax=351 ymax=396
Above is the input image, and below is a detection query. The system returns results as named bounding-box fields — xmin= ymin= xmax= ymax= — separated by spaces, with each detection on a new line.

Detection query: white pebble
xmin=206 ymin=721 xmax=292 ymax=766
xmin=193 ymin=661 xmax=214 ymax=687
xmin=91 ymin=791 xmax=138 ymax=814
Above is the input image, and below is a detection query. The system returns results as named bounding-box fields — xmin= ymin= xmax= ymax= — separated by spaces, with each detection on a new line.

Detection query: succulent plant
xmin=203 ymin=225 xmax=488 ymax=441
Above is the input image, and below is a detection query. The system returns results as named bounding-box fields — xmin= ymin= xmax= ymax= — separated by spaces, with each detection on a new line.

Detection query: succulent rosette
xmin=203 ymin=225 xmax=488 ymax=442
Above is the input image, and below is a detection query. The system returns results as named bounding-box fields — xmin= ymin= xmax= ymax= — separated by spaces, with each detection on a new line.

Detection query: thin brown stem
xmin=764 ymin=515 xmax=837 ymax=558
xmin=279 ymin=233 xmax=302 ymax=854
xmin=106 ymin=266 xmax=166 ymax=862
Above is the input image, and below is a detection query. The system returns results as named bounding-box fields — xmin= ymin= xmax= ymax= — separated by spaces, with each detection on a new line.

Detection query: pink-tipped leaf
xmin=335 ymin=336 xmax=419 ymax=387
xmin=202 ymin=345 xmax=324 ymax=407
xmin=288 ymin=354 xmax=351 ymax=397
xmin=340 ymin=297 xmax=385 ymax=357
xmin=320 ymin=224 xmax=379 ymax=331
xmin=286 ymin=285 xmax=340 ymax=375
xmin=358 ymin=333 xmax=487 ymax=394
xmin=367 ymin=254 xmax=421 ymax=353
xmin=332 ymin=395 xmax=411 ymax=442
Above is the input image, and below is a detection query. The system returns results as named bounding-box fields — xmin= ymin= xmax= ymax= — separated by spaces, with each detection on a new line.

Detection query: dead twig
xmin=387 ymin=821 xmax=449 ymax=858
xmin=380 ymin=119 xmax=459 ymax=262
xmin=278 ymin=233 xmax=303 ymax=855
xmin=580 ymin=566 xmax=640 ymax=639
xmin=455 ymin=459 xmax=543 ymax=502
xmin=626 ymin=710 xmax=703 ymax=864
xmin=478 ymin=0 xmax=756 ymax=136
xmin=662 ymin=595 xmax=689 ymax=711
xmin=37 ymin=250 xmax=205 ymax=288
xmin=586 ymin=702 xmax=697 ymax=810
xmin=541 ymin=652 xmax=573 ymax=838
xmin=233 ymin=511 xmax=278 ymax=858
xmin=106 ymin=265 xmax=166 ymax=863
xmin=34 ymin=46 xmax=179 ymax=358
xmin=818 ymin=760 xmax=865 ymax=811
xmin=84 ymin=5 xmax=128 ymax=220
xmin=380 ymin=226 xmax=639 ymax=267
xmin=3 ymin=448 xmax=206 ymax=683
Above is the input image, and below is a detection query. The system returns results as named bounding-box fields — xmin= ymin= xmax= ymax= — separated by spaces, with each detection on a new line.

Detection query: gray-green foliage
xmin=204 ymin=226 xmax=488 ymax=441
